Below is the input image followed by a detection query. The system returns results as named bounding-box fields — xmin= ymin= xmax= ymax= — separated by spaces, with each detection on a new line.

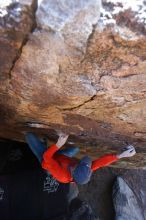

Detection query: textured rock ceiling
xmin=0 ymin=0 xmax=146 ymax=167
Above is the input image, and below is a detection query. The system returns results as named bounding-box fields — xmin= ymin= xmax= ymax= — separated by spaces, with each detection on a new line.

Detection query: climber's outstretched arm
xmin=91 ymin=145 xmax=136 ymax=171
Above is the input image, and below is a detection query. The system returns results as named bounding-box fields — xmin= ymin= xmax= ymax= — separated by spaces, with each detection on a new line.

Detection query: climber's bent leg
xmin=25 ymin=132 xmax=47 ymax=163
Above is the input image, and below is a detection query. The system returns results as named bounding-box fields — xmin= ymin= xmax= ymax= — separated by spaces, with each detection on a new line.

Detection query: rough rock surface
xmin=113 ymin=176 xmax=145 ymax=220
xmin=79 ymin=167 xmax=146 ymax=220
xmin=0 ymin=0 xmax=36 ymax=86
xmin=0 ymin=0 xmax=146 ymax=167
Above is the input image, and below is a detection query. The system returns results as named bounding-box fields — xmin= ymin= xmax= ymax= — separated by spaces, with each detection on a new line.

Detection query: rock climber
xmin=25 ymin=132 xmax=136 ymax=185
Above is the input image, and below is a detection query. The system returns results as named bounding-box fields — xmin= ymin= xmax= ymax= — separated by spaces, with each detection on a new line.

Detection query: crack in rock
xmin=8 ymin=0 xmax=38 ymax=80
xmin=81 ymin=23 xmax=97 ymax=63
xmin=59 ymin=95 xmax=97 ymax=111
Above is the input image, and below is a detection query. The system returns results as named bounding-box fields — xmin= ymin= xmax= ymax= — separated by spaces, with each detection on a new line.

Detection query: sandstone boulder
xmin=0 ymin=0 xmax=146 ymax=168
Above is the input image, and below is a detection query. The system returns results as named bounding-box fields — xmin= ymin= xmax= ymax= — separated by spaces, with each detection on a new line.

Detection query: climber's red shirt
xmin=41 ymin=145 xmax=118 ymax=183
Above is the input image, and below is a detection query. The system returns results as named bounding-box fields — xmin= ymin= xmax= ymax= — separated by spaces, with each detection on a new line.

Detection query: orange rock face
xmin=0 ymin=0 xmax=146 ymax=167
